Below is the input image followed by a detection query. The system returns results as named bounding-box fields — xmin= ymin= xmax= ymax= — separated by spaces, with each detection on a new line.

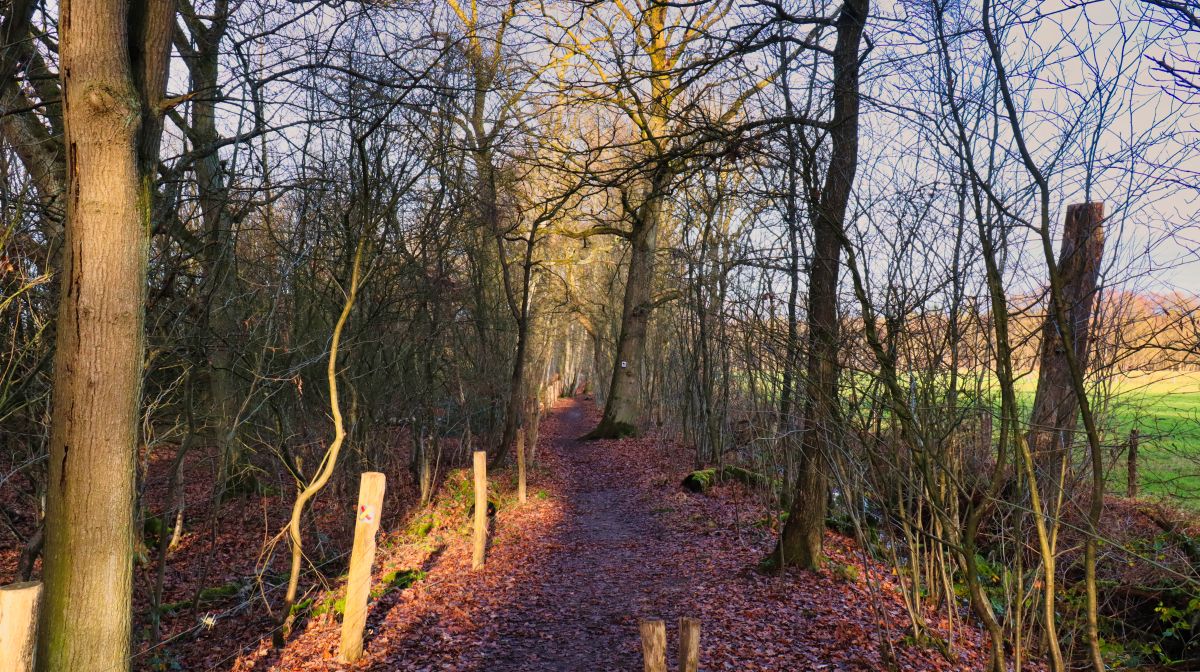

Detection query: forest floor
xmin=219 ymin=397 xmax=989 ymax=671
xmin=3 ymin=394 xmax=1194 ymax=669
xmin=0 ymin=397 xmax=1003 ymax=670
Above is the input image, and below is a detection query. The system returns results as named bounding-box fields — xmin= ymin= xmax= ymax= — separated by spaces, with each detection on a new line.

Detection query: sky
xmin=860 ymin=0 xmax=1200 ymax=296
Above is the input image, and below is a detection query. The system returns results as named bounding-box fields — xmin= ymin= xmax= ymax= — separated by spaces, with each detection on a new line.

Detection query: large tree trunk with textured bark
xmin=588 ymin=1 xmax=675 ymax=439
xmin=1026 ymin=202 xmax=1105 ymax=672
xmin=38 ymin=0 xmax=173 ymax=669
xmin=772 ymin=0 xmax=868 ymax=571
xmin=588 ymin=168 xmax=668 ymax=439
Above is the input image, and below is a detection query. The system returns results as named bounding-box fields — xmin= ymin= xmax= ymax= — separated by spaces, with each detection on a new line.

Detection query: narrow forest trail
xmin=472 ymin=399 xmax=679 ymax=670
xmin=249 ymin=398 xmax=988 ymax=671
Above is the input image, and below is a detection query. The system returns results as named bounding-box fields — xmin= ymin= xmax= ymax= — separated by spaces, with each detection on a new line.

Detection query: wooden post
xmin=0 ymin=581 xmax=42 ymax=672
xmin=528 ymin=406 xmax=541 ymax=466
xmin=339 ymin=472 xmax=386 ymax=663
xmin=1127 ymin=428 xmax=1139 ymax=499
xmin=678 ymin=617 xmax=700 ymax=672
xmin=639 ymin=619 xmax=667 ymax=672
xmin=517 ymin=427 xmax=527 ymax=504
xmin=472 ymin=451 xmax=488 ymax=570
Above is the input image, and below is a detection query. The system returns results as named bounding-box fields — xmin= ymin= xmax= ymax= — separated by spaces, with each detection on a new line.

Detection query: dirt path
xmin=251 ymin=397 xmax=987 ymax=671
xmin=475 ymin=399 xmax=680 ymax=670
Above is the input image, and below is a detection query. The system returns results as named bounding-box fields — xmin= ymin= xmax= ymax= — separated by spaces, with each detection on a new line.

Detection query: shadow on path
xmin=474 ymin=398 xmax=677 ymax=671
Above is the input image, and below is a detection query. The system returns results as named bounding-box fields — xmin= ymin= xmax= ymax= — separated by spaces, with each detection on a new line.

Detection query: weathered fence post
xmin=526 ymin=403 xmax=541 ymax=466
xmin=473 ymin=451 xmax=488 ymax=569
xmin=517 ymin=427 xmax=527 ymax=504
xmin=340 ymin=472 xmax=386 ymax=663
xmin=639 ymin=619 xmax=667 ymax=672
xmin=679 ymin=616 xmax=700 ymax=672
xmin=0 ymin=581 xmax=42 ymax=672
xmin=1127 ymin=428 xmax=1139 ymax=499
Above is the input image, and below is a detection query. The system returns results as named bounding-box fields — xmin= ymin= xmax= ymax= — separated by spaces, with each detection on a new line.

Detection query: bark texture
xmin=38 ymin=0 xmax=173 ymax=669
xmin=1027 ymin=203 xmax=1106 ymax=491
xmin=591 ymin=170 xmax=667 ymax=438
xmin=590 ymin=2 xmax=673 ymax=438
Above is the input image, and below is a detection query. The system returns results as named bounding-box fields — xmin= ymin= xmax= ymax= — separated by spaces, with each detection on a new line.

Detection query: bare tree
xmin=771 ymin=0 xmax=869 ymax=572
xmin=38 ymin=0 xmax=175 ymax=669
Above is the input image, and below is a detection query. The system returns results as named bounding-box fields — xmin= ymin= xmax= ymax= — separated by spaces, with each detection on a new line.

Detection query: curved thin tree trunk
xmin=276 ymin=239 xmax=363 ymax=646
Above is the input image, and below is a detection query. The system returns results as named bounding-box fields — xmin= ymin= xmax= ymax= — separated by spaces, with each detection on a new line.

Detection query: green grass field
xmin=1010 ymin=370 xmax=1200 ymax=506
xmin=758 ymin=368 xmax=1200 ymax=508
xmin=1094 ymin=371 xmax=1200 ymax=504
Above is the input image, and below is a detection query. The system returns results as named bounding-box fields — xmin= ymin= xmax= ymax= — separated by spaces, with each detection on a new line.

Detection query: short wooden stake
xmin=472 ymin=451 xmax=488 ymax=569
xmin=1127 ymin=428 xmax=1140 ymax=499
xmin=679 ymin=617 xmax=700 ymax=672
xmin=517 ymin=427 xmax=527 ymax=504
xmin=339 ymin=472 xmax=386 ymax=663
xmin=0 ymin=581 xmax=42 ymax=672
xmin=639 ymin=619 xmax=667 ymax=672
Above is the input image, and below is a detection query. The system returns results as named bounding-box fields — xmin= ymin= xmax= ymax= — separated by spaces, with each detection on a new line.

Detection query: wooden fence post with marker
xmin=473 ymin=450 xmax=488 ymax=569
xmin=339 ymin=472 xmax=386 ymax=663
xmin=0 ymin=581 xmax=42 ymax=672
xmin=517 ymin=427 xmax=527 ymax=503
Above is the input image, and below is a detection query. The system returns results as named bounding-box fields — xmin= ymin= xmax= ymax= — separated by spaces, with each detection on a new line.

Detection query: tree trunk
xmin=589 ymin=3 xmax=676 ymax=439
xmin=175 ymin=7 xmax=248 ymax=495
xmin=588 ymin=169 xmax=667 ymax=439
xmin=39 ymin=0 xmax=174 ymax=668
xmin=412 ymin=431 xmax=436 ymax=506
xmin=772 ymin=0 xmax=868 ymax=571
xmin=494 ymin=219 xmax=539 ymax=466
xmin=1027 ymin=203 xmax=1105 ymax=496
xmin=277 ymin=240 xmax=363 ymax=645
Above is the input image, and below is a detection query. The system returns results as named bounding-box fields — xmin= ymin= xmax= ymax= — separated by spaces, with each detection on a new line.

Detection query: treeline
xmin=807 ymin=290 xmax=1200 ymax=376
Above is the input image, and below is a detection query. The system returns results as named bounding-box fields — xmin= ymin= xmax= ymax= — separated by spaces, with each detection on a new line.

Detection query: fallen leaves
xmin=224 ymin=398 xmax=1007 ymax=671
xmin=1 ymin=398 xmax=1021 ymax=670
